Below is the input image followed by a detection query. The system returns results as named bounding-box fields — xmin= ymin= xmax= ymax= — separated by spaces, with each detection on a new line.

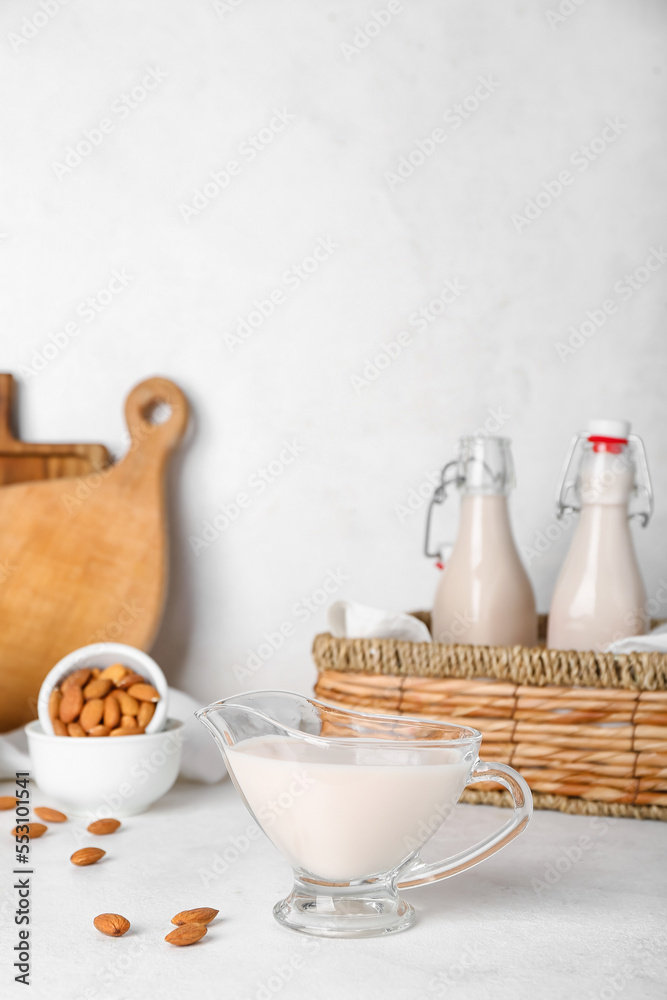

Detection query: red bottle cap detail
xmin=586 ymin=420 xmax=631 ymax=455
xmin=588 ymin=435 xmax=628 ymax=454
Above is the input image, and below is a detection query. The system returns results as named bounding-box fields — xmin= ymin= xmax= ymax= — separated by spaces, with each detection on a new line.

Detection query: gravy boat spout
xmin=196 ymin=691 xmax=532 ymax=939
xmin=195 ymin=690 xmax=327 ymax=749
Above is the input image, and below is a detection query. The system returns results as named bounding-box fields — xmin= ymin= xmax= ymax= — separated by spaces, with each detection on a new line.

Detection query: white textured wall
xmin=1 ymin=0 xmax=665 ymax=704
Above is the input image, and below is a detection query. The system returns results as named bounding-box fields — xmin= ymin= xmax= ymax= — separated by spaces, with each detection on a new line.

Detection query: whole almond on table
xmin=59 ymin=684 xmax=84 ymax=724
xmin=70 ymin=847 xmax=105 ymax=866
xmin=0 ymin=796 xmax=17 ymax=810
xmin=80 ymin=698 xmax=105 ymax=732
xmin=34 ymin=806 xmax=67 ymax=823
xmin=83 ymin=677 xmax=113 ymax=700
xmin=128 ymin=683 xmax=160 ymax=703
xmin=87 ymin=818 xmax=121 ymax=835
xmin=165 ymin=923 xmax=207 ymax=947
xmin=171 ymin=907 xmax=219 ymax=926
xmin=94 ymin=913 xmax=130 ymax=937
xmin=12 ymin=823 xmax=47 ymax=838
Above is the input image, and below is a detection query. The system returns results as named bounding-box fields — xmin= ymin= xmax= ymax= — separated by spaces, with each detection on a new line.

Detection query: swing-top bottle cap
xmin=587 ymin=418 xmax=630 ymax=442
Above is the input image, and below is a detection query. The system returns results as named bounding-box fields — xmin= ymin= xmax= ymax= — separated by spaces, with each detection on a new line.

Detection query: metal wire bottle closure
xmin=555 ymin=432 xmax=653 ymax=526
xmin=424 ymin=437 xmax=515 ymax=560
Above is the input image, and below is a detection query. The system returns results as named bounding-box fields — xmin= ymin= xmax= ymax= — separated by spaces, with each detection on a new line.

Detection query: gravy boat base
xmin=274 ymin=875 xmax=415 ymax=938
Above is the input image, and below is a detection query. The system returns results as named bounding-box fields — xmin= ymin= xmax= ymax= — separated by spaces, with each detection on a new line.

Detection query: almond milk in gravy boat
xmin=197 ymin=691 xmax=532 ymax=938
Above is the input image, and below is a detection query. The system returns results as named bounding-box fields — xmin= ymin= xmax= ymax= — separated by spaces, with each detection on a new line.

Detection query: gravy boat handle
xmin=397 ymin=760 xmax=532 ymax=889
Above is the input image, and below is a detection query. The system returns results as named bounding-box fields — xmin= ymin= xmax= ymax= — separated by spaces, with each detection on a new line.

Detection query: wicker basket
xmin=312 ymin=614 xmax=667 ymax=821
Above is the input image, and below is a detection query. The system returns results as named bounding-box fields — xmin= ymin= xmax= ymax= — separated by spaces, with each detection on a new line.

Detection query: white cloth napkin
xmin=0 ymin=687 xmax=227 ymax=783
xmin=328 ymin=600 xmax=432 ymax=643
xmin=606 ymin=623 xmax=667 ymax=655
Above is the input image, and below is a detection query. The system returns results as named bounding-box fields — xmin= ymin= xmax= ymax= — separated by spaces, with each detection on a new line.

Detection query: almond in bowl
xmin=29 ymin=644 xmax=176 ymax=817
xmin=47 ymin=665 xmax=161 ymax=738
xmin=37 ymin=643 xmax=168 ymax=738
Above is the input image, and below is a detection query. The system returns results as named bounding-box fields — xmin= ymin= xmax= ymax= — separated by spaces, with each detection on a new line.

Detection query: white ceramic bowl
xmin=26 ymin=718 xmax=183 ymax=818
xmin=37 ymin=643 xmax=169 ymax=736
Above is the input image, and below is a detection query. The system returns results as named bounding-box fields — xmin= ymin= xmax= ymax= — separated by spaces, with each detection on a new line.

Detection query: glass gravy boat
xmin=196 ymin=691 xmax=532 ymax=938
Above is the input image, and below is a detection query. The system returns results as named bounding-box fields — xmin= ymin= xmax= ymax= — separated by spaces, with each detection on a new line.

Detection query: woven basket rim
xmin=312 ymin=612 xmax=667 ymax=691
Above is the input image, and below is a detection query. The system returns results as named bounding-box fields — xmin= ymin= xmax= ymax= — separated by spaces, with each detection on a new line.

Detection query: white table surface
xmin=1 ymin=776 xmax=666 ymax=1000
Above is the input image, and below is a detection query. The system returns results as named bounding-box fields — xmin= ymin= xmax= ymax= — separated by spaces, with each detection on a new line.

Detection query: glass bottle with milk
xmin=425 ymin=436 xmax=537 ymax=646
xmin=547 ymin=419 xmax=653 ymax=651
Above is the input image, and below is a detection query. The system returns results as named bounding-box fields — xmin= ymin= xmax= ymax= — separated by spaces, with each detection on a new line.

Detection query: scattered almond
xmin=87 ymin=818 xmax=121 ymax=835
xmin=70 ymin=847 xmax=105 ymax=866
xmin=67 ymin=721 xmax=87 ymax=737
xmin=103 ymin=693 xmax=121 ymax=730
xmin=34 ymin=806 xmax=67 ymax=823
xmin=94 ymin=913 xmax=130 ymax=937
xmin=165 ymin=923 xmax=207 ymax=947
xmin=116 ymin=691 xmax=139 ymax=716
xmin=59 ymin=685 xmax=84 ymax=724
xmin=127 ymin=683 xmax=160 ymax=703
xmin=171 ymin=907 xmax=219 ymax=926
xmin=83 ymin=678 xmax=113 ymax=700
xmin=80 ymin=698 xmax=105 ymax=732
xmin=137 ymin=701 xmax=155 ymax=728
xmin=0 ymin=796 xmax=17 ymax=810
xmin=53 ymin=719 xmax=68 ymax=736
xmin=12 ymin=823 xmax=47 ymax=839
xmin=88 ymin=725 xmax=110 ymax=737
xmin=99 ymin=663 xmax=129 ymax=684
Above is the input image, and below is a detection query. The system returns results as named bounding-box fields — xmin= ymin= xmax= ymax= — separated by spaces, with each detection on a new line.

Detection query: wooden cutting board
xmin=0 ymin=376 xmax=189 ymax=731
xmin=0 ymin=373 xmax=110 ymax=485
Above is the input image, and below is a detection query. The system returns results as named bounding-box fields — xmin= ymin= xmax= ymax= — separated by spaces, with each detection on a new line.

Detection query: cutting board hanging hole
xmin=121 ymin=378 xmax=188 ymax=472
xmin=143 ymin=400 xmax=172 ymax=425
